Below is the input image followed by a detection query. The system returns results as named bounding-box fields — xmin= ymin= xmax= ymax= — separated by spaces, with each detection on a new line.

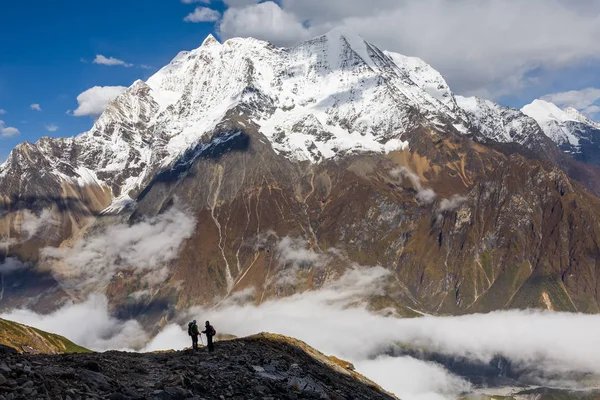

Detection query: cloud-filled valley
xmin=3 ymin=262 xmax=600 ymax=399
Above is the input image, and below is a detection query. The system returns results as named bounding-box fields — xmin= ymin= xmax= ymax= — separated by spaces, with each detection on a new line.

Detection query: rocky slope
xmin=0 ymin=333 xmax=396 ymax=400
xmin=0 ymin=318 xmax=89 ymax=355
xmin=2 ymin=29 xmax=600 ymax=321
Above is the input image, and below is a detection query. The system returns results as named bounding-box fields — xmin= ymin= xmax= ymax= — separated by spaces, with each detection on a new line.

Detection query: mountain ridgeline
xmin=2 ymin=29 xmax=600 ymax=325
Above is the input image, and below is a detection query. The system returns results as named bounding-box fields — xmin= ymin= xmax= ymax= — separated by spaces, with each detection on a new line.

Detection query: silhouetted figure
xmin=188 ymin=320 xmax=200 ymax=351
xmin=202 ymin=321 xmax=216 ymax=352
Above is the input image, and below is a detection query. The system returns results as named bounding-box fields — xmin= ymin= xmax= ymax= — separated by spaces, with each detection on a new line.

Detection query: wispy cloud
xmin=181 ymin=0 xmax=210 ymax=3
xmin=184 ymin=6 xmax=221 ymax=22
xmin=140 ymin=64 xmax=153 ymax=70
xmin=30 ymin=103 xmax=42 ymax=111
xmin=41 ymin=206 xmax=196 ymax=293
xmin=0 ymin=120 xmax=20 ymax=138
xmin=438 ymin=195 xmax=467 ymax=213
xmin=0 ymin=109 xmax=6 ymax=115
xmin=45 ymin=124 xmax=58 ymax=132
xmin=390 ymin=167 xmax=437 ymax=204
xmin=93 ymin=54 xmax=134 ymax=67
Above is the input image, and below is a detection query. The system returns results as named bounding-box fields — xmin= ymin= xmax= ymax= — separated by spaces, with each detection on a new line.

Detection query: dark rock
xmin=0 ymin=346 xmax=17 ymax=355
xmin=84 ymin=361 xmax=101 ymax=372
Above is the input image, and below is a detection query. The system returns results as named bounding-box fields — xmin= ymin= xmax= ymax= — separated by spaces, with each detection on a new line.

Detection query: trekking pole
xmin=199 ymin=334 xmax=204 ymax=346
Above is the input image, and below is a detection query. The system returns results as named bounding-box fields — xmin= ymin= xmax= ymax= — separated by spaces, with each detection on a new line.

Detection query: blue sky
xmin=1 ymin=0 xmax=600 ymax=163
xmin=0 ymin=1 xmax=223 ymax=162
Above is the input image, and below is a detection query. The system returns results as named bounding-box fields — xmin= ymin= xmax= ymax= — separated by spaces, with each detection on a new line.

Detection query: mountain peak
xmin=324 ymin=26 xmax=365 ymax=42
xmin=201 ymin=33 xmax=220 ymax=47
xmin=522 ymin=99 xmax=573 ymax=123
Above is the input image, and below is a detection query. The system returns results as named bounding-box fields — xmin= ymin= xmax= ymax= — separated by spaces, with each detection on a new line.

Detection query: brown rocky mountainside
xmin=1 ymin=31 xmax=600 ymax=326
xmin=0 ymin=333 xmax=397 ymax=400
xmin=123 ymin=110 xmax=600 ymax=322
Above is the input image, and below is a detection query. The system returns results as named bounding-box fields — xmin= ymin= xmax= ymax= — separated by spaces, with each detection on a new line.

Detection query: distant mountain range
xmin=2 ymin=28 xmax=600 ymax=327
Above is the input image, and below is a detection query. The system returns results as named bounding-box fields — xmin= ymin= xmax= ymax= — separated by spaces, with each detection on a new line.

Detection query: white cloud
xmin=438 ymin=195 xmax=467 ymax=214
xmin=0 ymin=109 xmax=6 ymax=115
xmin=45 ymin=124 xmax=58 ymax=132
xmin=391 ymin=167 xmax=437 ymax=204
xmin=72 ymin=85 xmax=127 ymax=118
xmin=582 ymin=105 xmax=600 ymax=117
xmin=21 ymin=209 xmax=59 ymax=240
xmin=3 ymin=264 xmax=600 ymax=398
xmin=41 ymin=206 xmax=196 ymax=293
xmin=30 ymin=103 xmax=42 ymax=111
xmin=219 ymin=2 xmax=310 ymax=44
xmin=217 ymin=0 xmax=600 ymax=98
xmin=0 ymin=120 xmax=20 ymax=138
xmin=356 ymin=356 xmax=472 ymax=400
xmin=140 ymin=64 xmax=153 ymax=70
xmin=93 ymin=54 xmax=133 ymax=67
xmin=541 ymin=87 xmax=600 ymax=117
xmin=181 ymin=0 xmax=210 ymax=3
xmin=1 ymin=294 xmax=147 ymax=351
xmin=184 ymin=6 xmax=221 ymax=22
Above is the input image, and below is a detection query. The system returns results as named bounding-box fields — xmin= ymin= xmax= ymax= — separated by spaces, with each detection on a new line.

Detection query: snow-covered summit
xmin=521 ymin=99 xmax=600 ymax=148
xmin=0 ymin=28 xmax=520 ymax=207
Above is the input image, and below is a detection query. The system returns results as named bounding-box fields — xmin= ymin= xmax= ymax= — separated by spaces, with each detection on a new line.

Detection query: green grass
xmin=0 ymin=318 xmax=90 ymax=354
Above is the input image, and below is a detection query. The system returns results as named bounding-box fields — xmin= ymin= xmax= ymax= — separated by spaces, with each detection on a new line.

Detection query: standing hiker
xmin=188 ymin=320 xmax=200 ymax=351
xmin=202 ymin=321 xmax=216 ymax=352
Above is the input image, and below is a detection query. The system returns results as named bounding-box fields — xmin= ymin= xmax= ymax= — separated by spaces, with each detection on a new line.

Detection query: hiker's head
xmin=205 ymin=321 xmax=210 ymax=326
xmin=193 ymin=320 xmax=196 ymax=324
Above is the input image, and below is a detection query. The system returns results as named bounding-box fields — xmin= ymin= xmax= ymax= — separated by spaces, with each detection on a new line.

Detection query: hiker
xmin=188 ymin=320 xmax=200 ymax=351
xmin=202 ymin=321 xmax=216 ymax=352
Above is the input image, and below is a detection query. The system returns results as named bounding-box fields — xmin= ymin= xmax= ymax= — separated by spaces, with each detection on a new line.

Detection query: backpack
xmin=188 ymin=322 xmax=194 ymax=337
xmin=211 ymin=326 xmax=216 ymax=337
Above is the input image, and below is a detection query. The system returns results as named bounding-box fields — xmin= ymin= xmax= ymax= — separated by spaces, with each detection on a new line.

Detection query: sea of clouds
xmin=3 ymin=264 xmax=600 ymax=400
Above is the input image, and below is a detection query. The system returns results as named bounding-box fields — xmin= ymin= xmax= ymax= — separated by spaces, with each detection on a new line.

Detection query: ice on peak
xmin=201 ymin=34 xmax=220 ymax=47
xmin=315 ymin=27 xmax=376 ymax=70
xmin=522 ymin=99 xmax=573 ymax=123
xmin=324 ymin=27 xmax=366 ymax=43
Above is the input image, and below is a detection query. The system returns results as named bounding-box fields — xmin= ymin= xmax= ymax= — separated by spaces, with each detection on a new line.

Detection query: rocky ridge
xmin=0 ymin=333 xmax=396 ymax=400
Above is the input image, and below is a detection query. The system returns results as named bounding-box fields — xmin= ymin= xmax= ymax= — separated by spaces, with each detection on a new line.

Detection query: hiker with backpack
xmin=202 ymin=321 xmax=216 ymax=352
xmin=188 ymin=320 xmax=201 ymax=351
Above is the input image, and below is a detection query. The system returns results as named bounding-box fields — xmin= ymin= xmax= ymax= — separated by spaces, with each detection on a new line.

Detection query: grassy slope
xmin=0 ymin=318 xmax=90 ymax=354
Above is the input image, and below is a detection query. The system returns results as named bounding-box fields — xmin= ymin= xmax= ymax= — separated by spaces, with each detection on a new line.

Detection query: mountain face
xmin=522 ymin=99 xmax=600 ymax=169
xmin=2 ymin=30 xmax=600 ymax=324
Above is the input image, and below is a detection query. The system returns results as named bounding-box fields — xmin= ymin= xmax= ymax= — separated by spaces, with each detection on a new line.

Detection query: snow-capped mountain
xmin=5 ymin=29 xmax=600 ymax=320
xmin=456 ymin=96 xmax=549 ymax=146
xmin=521 ymin=99 xmax=600 ymax=168
xmin=1 ymin=29 xmax=477 ymax=209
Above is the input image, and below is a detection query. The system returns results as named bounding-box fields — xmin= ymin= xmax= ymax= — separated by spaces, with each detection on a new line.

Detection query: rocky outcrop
xmin=0 ymin=333 xmax=396 ymax=400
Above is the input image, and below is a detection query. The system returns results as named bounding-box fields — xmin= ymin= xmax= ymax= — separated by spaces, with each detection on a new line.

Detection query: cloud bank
xmin=3 ymin=264 xmax=600 ymax=399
